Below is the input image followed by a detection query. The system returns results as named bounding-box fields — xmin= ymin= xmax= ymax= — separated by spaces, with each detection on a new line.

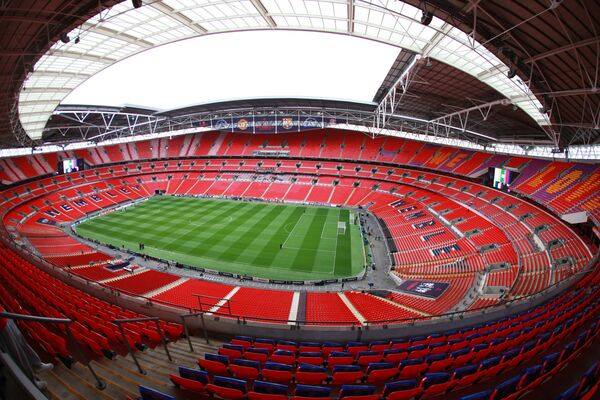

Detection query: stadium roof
xmin=1 ymin=0 xmax=598 ymax=150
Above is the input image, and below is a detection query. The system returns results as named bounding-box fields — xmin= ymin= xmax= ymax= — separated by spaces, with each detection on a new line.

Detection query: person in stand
xmin=0 ymin=304 xmax=53 ymax=390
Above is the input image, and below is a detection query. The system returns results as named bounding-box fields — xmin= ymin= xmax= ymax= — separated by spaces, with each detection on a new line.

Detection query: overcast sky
xmin=63 ymin=30 xmax=400 ymax=110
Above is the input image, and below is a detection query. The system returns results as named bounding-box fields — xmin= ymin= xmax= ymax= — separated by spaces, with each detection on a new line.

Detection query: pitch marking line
xmin=281 ymin=212 xmax=308 ymax=249
xmin=331 ymin=208 xmax=340 ymax=273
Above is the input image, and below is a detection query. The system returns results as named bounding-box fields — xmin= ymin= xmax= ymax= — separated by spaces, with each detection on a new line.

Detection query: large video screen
xmin=489 ymin=167 xmax=518 ymax=191
xmin=58 ymin=158 xmax=83 ymax=174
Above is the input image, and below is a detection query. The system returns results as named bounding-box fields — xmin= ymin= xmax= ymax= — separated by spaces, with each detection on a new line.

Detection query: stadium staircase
xmin=43 ymin=336 xmax=222 ymax=400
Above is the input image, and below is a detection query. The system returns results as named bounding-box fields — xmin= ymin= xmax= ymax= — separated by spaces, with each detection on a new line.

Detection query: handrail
xmin=0 ymin=312 xmax=71 ymax=324
xmin=0 ymin=311 xmax=106 ymax=390
xmin=180 ymin=312 xmax=210 ymax=351
xmin=112 ymin=316 xmax=171 ymax=375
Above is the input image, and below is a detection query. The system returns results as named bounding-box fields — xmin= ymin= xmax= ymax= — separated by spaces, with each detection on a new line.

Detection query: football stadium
xmin=0 ymin=1 xmax=598 ymax=400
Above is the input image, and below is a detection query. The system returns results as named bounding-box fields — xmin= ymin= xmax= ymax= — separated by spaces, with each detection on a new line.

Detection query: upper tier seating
xmin=0 ymin=129 xmax=597 ymax=217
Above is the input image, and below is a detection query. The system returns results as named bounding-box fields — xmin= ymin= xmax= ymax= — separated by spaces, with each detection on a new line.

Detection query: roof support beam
xmin=421 ymin=23 xmax=453 ymax=57
xmin=374 ymin=54 xmax=422 ymax=130
xmin=430 ymin=99 xmax=510 ymax=124
xmin=81 ymin=23 xmax=154 ymax=48
xmin=543 ymin=87 xmax=600 ymax=98
xmin=525 ymin=36 xmax=600 ymax=63
xmin=347 ymin=0 xmax=354 ymax=34
xmin=46 ymin=50 xmax=117 ymax=64
xmin=150 ymin=2 xmax=208 ymax=34
xmin=27 ymin=70 xmax=90 ymax=79
xmin=248 ymin=0 xmax=276 ymax=28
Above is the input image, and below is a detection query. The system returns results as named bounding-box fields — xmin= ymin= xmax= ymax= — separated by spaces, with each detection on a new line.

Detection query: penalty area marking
xmin=280 ymin=212 xmax=308 ymax=249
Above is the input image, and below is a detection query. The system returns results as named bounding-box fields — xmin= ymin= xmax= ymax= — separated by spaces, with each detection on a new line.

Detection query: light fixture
xmin=132 ymin=0 xmax=143 ymax=8
xmin=74 ymin=36 xmax=80 ymax=44
xmin=507 ymin=67 xmax=516 ymax=79
xmin=60 ymin=33 xmax=70 ymax=44
xmin=420 ymin=11 xmax=433 ymax=26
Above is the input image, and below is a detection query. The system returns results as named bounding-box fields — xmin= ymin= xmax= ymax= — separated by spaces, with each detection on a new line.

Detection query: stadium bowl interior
xmin=0 ymin=1 xmax=598 ymax=400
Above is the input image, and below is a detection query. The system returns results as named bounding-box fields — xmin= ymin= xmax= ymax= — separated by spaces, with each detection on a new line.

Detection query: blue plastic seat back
xmin=274 ymin=349 xmax=295 ymax=356
xmin=370 ymin=340 xmax=389 ymax=347
xmin=357 ymin=351 xmax=379 ymax=357
xmin=339 ymin=385 xmax=376 ymax=398
xmin=422 ymin=372 xmax=451 ymax=388
xmin=410 ymin=336 xmax=427 ymax=343
xmin=538 ymin=332 xmax=551 ymax=344
xmin=429 ymin=342 xmax=447 ymax=350
xmin=473 ymin=343 xmax=489 ymax=352
xmin=333 ymin=365 xmax=361 ymax=373
xmin=399 ymin=358 xmax=424 ymax=367
xmin=584 ymin=361 xmax=600 ymax=380
xmin=298 ymin=363 xmax=327 ymax=373
xmin=233 ymin=358 xmax=260 ymax=369
xmin=178 ymin=367 xmax=208 ymax=384
xmin=479 ymin=356 xmax=502 ymax=370
xmin=323 ymin=342 xmax=342 ymax=347
xmin=426 ymin=353 xmax=447 ymax=363
xmin=383 ymin=379 xmax=417 ymax=395
xmin=493 ymin=375 xmax=521 ymax=398
xmin=555 ymin=383 xmax=578 ymax=400
xmin=205 ymin=353 xmax=229 ymax=365
xmin=234 ymin=335 xmax=253 ymax=342
xmin=255 ymin=338 xmax=275 ymax=345
xmin=139 ymin=386 xmax=176 ymax=400
xmin=521 ymin=339 xmax=537 ymax=353
xmin=520 ymin=365 xmax=542 ymax=386
xmin=451 ymin=348 xmax=470 ymax=358
xmin=212 ymin=376 xmax=247 ymax=393
xmin=253 ymin=380 xmax=288 ymax=395
xmin=301 ymin=341 xmax=322 ymax=348
xmin=453 ymin=364 xmax=479 ymax=379
xmin=366 ymin=362 xmax=395 ymax=372
xmin=299 ymin=352 xmax=323 ymax=357
xmin=458 ymin=389 xmax=492 ymax=400
xmin=294 ymin=384 xmax=331 ymax=398
xmin=330 ymin=351 xmax=352 ymax=358
xmin=265 ymin=362 xmax=293 ymax=371
xmin=384 ymin=348 xmax=406 ymax=355
xmin=347 ymin=342 xmax=367 ymax=348
xmin=501 ymin=348 xmax=520 ymax=361
xmin=278 ymin=340 xmax=297 ymax=347
xmin=223 ymin=343 xmax=245 ymax=352
xmin=541 ymin=352 xmax=560 ymax=372
xmin=246 ymin=347 xmax=270 ymax=354
xmin=407 ymin=344 xmax=426 ymax=352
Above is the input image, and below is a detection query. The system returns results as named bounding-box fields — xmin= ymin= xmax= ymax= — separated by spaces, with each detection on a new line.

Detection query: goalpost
xmin=337 ymin=221 xmax=346 ymax=235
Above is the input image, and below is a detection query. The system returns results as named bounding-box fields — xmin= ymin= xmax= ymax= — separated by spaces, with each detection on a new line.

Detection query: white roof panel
xmin=18 ymin=0 xmax=551 ymax=140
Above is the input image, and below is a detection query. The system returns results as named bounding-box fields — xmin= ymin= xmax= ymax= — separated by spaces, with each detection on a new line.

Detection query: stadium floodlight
xmin=420 ymin=11 xmax=433 ymax=26
xmin=132 ymin=0 xmax=142 ymax=8
xmin=60 ymin=33 xmax=70 ymax=44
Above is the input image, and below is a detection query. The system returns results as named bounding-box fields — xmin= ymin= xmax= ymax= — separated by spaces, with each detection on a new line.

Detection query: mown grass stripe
xmin=75 ymin=197 xmax=365 ymax=280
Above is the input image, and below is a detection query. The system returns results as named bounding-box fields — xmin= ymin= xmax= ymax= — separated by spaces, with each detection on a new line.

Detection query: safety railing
xmin=0 ymin=311 xmax=106 ymax=390
xmin=112 ymin=316 xmax=171 ymax=375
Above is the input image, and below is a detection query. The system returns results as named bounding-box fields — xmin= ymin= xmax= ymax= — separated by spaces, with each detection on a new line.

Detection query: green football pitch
xmin=75 ymin=196 xmax=366 ymax=281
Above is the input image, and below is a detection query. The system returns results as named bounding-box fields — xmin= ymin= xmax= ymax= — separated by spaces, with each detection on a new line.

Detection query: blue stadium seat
xmin=382 ymin=379 xmax=423 ymax=400
xmin=253 ymin=380 xmax=288 ymax=395
xmin=294 ymin=384 xmax=331 ymax=398
xmin=338 ymin=384 xmax=377 ymax=399
xmin=139 ymin=386 xmax=176 ymax=400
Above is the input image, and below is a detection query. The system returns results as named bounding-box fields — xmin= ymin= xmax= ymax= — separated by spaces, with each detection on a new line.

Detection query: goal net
xmin=337 ymin=221 xmax=347 ymax=235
